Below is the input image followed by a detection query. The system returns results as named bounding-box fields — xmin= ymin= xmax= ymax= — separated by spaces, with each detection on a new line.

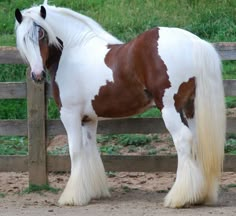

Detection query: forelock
xmin=15 ymin=6 xmax=60 ymax=51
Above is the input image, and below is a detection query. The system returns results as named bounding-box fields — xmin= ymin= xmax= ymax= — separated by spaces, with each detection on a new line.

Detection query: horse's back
xmin=157 ymin=27 xmax=214 ymax=91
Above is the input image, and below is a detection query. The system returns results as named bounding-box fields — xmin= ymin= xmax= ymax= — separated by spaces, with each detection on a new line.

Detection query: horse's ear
xmin=56 ymin=37 xmax=64 ymax=48
xmin=40 ymin=6 xmax=46 ymax=19
xmin=15 ymin=9 xmax=23 ymax=24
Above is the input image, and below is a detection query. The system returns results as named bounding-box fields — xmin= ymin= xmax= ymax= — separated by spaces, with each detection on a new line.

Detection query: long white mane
xmin=45 ymin=5 xmax=122 ymax=44
xmin=15 ymin=1 xmax=122 ymax=62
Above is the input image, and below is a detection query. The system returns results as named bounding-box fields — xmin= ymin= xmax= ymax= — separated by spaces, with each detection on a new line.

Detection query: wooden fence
xmin=0 ymin=44 xmax=236 ymax=185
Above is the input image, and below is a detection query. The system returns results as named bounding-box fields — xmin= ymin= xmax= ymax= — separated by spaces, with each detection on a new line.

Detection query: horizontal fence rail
xmin=0 ymin=154 xmax=236 ymax=173
xmin=1 ymin=43 xmax=236 ymax=63
xmin=0 ymin=44 xmax=236 ymax=185
xmin=1 ymin=117 xmax=236 ymax=136
xmin=1 ymin=79 xmax=236 ymax=99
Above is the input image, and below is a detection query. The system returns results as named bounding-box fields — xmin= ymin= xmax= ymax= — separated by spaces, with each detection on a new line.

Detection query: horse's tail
xmin=194 ymin=40 xmax=226 ymax=203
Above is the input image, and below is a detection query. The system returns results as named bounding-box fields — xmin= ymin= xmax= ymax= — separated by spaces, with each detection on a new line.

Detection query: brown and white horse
xmin=15 ymin=1 xmax=226 ymax=208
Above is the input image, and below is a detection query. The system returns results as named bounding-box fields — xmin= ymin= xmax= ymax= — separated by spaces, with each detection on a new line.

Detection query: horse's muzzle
xmin=31 ymin=71 xmax=46 ymax=83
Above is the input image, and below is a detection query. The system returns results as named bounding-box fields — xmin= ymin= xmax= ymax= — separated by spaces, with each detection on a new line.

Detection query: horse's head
xmin=15 ymin=5 xmax=61 ymax=83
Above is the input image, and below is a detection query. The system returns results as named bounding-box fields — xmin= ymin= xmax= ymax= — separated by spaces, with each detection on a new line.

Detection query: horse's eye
xmin=38 ymin=28 xmax=45 ymax=40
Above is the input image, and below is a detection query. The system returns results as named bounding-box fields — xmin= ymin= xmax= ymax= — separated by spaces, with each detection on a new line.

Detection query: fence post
xmin=27 ymin=68 xmax=48 ymax=185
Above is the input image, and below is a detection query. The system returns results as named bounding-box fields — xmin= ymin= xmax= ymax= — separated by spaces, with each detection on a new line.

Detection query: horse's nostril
xmin=31 ymin=71 xmax=45 ymax=82
xmin=42 ymin=70 xmax=46 ymax=78
xmin=31 ymin=72 xmax=37 ymax=81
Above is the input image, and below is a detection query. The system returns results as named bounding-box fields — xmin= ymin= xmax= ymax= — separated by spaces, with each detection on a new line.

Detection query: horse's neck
xmin=47 ymin=9 xmax=121 ymax=47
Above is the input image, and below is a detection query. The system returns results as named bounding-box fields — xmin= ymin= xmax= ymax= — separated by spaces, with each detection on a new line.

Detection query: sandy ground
xmin=0 ymin=171 xmax=236 ymax=216
xmin=1 ymin=108 xmax=236 ymax=216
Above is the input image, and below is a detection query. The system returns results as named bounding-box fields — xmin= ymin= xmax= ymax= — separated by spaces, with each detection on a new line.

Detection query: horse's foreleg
xmin=58 ymin=107 xmax=109 ymax=206
xmin=162 ymin=107 xmax=206 ymax=208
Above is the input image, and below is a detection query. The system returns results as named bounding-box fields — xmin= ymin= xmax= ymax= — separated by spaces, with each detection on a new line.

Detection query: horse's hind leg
xmin=161 ymin=106 xmax=206 ymax=208
xmin=58 ymin=107 xmax=109 ymax=206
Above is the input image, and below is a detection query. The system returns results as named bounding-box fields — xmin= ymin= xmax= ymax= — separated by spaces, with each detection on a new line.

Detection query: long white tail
xmin=194 ymin=40 xmax=226 ymax=203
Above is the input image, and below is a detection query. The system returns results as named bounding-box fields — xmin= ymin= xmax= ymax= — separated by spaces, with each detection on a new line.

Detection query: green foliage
xmin=151 ymin=134 xmax=161 ymax=142
xmin=0 ymin=136 xmax=28 ymax=155
xmin=134 ymin=108 xmax=161 ymax=118
xmin=0 ymin=99 xmax=27 ymax=119
xmin=97 ymin=134 xmax=118 ymax=144
xmin=97 ymin=135 xmax=121 ymax=154
xmin=147 ymin=148 xmax=158 ymax=156
xmin=223 ymin=61 xmax=236 ymax=79
xmin=225 ymin=138 xmax=236 ymax=154
xmin=47 ymin=145 xmax=68 ymax=155
xmin=1 ymin=0 xmax=236 ymax=45
xmin=186 ymin=2 xmax=236 ymax=41
xmin=0 ymin=64 xmax=27 ymax=119
xmin=48 ymin=99 xmax=60 ymax=119
xmin=0 ymin=193 xmax=6 ymax=198
xmin=118 ymin=134 xmax=151 ymax=147
xmin=22 ymin=184 xmax=60 ymax=194
xmin=225 ymin=97 xmax=236 ymax=108
xmin=0 ymin=0 xmax=236 ymax=155
xmin=99 ymin=145 xmax=121 ymax=155
xmin=0 ymin=64 xmax=26 ymax=81
xmin=121 ymin=185 xmax=131 ymax=193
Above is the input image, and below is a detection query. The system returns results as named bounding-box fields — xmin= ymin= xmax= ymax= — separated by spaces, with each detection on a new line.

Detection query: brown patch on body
xmin=92 ymin=28 xmax=170 ymax=117
xmin=174 ymin=77 xmax=196 ymax=125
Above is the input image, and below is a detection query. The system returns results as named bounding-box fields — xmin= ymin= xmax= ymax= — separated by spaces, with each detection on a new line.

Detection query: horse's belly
xmin=91 ymin=85 xmax=154 ymax=118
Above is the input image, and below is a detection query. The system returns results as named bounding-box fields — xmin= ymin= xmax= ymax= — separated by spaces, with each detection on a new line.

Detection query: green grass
xmin=22 ymin=184 xmax=60 ymax=194
xmin=99 ymin=145 xmax=121 ymax=155
xmin=0 ymin=0 xmax=235 ymax=119
xmin=227 ymin=184 xmax=236 ymax=188
xmin=118 ymin=134 xmax=151 ymax=147
xmin=0 ymin=136 xmax=28 ymax=155
xmin=225 ymin=138 xmax=236 ymax=154
xmin=134 ymin=108 xmax=161 ymax=118
xmin=0 ymin=0 xmax=236 ymax=155
xmin=1 ymin=0 xmax=236 ymax=45
xmin=0 ymin=193 xmax=6 ymax=198
xmin=47 ymin=145 xmax=68 ymax=155
xmin=226 ymin=97 xmax=236 ymax=108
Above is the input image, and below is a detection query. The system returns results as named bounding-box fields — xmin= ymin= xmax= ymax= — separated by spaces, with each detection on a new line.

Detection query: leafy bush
xmin=0 ymin=136 xmax=28 ymax=155
xmin=118 ymin=134 xmax=151 ymax=147
xmin=226 ymin=97 xmax=236 ymax=109
xmin=225 ymin=138 xmax=236 ymax=154
xmin=99 ymin=145 xmax=121 ymax=155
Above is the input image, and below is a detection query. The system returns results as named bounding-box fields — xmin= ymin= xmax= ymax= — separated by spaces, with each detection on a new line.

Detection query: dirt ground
xmin=0 ymin=171 xmax=236 ymax=216
xmin=1 ymin=108 xmax=236 ymax=216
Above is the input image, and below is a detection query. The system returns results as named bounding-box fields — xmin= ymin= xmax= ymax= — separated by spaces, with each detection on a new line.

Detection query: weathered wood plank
xmin=98 ymin=118 xmax=167 ymax=134
xmin=1 ymin=117 xmax=236 ymax=136
xmin=47 ymin=155 xmax=70 ymax=172
xmin=0 ymin=82 xmax=26 ymax=99
xmin=0 ymin=47 xmax=24 ymax=64
xmin=224 ymin=80 xmax=236 ymax=97
xmin=102 ymin=155 xmax=177 ymax=172
xmin=223 ymin=155 xmax=236 ymax=172
xmin=225 ymin=117 xmax=236 ymax=134
xmin=0 ymin=155 xmax=235 ymax=172
xmin=27 ymin=68 xmax=48 ymax=185
xmin=47 ymin=118 xmax=167 ymax=136
xmin=0 ymin=43 xmax=235 ymax=65
xmin=213 ymin=42 xmax=236 ymax=61
xmin=0 ymin=79 xmax=235 ymax=99
xmin=0 ymin=120 xmax=27 ymax=136
xmin=47 ymin=119 xmax=65 ymax=135
xmin=46 ymin=154 xmax=236 ymax=172
xmin=47 ymin=155 xmax=177 ymax=172
xmin=0 ymin=80 xmax=235 ymax=99
xmin=0 ymin=155 xmax=28 ymax=172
